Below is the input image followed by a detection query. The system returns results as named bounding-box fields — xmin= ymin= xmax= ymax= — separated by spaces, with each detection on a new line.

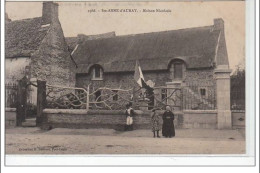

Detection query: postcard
xmin=2 ymin=0 xmax=256 ymax=167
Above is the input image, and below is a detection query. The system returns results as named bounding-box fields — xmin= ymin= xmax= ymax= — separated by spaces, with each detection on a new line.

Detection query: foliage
xmin=230 ymin=67 xmax=245 ymax=110
xmin=231 ymin=67 xmax=245 ymax=88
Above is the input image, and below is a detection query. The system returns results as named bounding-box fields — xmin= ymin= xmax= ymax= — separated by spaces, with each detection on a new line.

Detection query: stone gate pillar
xmin=214 ymin=66 xmax=232 ymax=129
xmin=36 ymin=80 xmax=46 ymax=127
xmin=30 ymin=78 xmax=38 ymax=105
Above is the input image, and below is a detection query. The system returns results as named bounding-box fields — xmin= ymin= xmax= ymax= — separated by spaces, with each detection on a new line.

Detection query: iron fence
xmin=182 ymin=82 xmax=216 ymax=110
xmin=5 ymin=83 xmax=18 ymax=108
xmin=88 ymin=87 xmax=133 ymax=110
xmin=231 ymin=87 xmax=245 ymax=110
xmin=44 ymin=82 xmax=217 ymax=111
xmin=45 ymin=84 xmax=89 ymax=109
xmin=87 ymin=86 xmax=183 ymax=111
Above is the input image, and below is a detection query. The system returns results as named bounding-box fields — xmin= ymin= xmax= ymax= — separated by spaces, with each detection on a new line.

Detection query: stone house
xmin=70 ymin=18 xmax=231 ymax=113
xmin=5 ymin=1 xmax=76 ymax=87
xmin=4 ymin=3 xmax=233 ymax=129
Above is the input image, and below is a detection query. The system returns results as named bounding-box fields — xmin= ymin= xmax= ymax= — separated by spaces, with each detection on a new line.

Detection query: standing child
xmin=125 ymin=103 xmax=134 ymax=131
xmin=151 ymin=109 xmax=161 ymax=138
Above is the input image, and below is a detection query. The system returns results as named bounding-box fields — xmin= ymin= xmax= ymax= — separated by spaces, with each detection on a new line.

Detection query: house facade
xmin=5 ymin=2 xmax=76 ymax=87
xmin=5 ymin=3 xmax=232 ymax=129
xmin=70 ymin=18 xmax=230 ymax=112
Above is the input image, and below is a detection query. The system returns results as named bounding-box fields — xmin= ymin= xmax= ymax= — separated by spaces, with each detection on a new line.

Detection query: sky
xmin=5 ymin=1 xmax=245 ymax=70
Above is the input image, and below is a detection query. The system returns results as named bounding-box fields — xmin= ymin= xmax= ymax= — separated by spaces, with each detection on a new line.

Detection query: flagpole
xmin=132 ymin=86 xmax=136 ymax=109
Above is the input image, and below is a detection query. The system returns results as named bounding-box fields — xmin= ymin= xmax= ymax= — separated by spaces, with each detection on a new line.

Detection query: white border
xmin=245 ymin=0 xmax=256 ymax=158
xmin=1 ymin=0 xmax=258 ymax=169
xmin=4 ymin=155 xmax=254 ymax=166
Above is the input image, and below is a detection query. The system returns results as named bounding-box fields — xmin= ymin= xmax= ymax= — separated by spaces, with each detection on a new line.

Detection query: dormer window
xmin=174 ymin=63 xmax=183 ymax=79
xmin=169 ymin=60 xmax=186 ymax=81
xmin=91 ymin=65 xmax=103 ymax=80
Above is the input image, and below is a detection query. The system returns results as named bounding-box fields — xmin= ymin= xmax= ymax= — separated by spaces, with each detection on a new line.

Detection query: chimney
xmin=213 ymin=18 xmax=224 ymax=31
xmin=42 ymin=1 xmax=59 ymax=25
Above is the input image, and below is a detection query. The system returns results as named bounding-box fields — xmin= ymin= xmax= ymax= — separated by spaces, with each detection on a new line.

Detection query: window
xmin=174 ymin=63 xmax=183 ymax=79
xmin=91 ymin=65 xmax=103 ymax=80
xmin=169 ymin=60 xmax=185 ymax=81
xmin=112 ymin=90 xmax=118 ymax=101
xmin=200 ymin=88 xmax=206 ymax=96
xmin=94 ymin=67 xmax=101 ymax=78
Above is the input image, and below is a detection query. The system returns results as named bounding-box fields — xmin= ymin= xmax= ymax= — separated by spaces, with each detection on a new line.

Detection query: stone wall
xmin=185 ymin=68 xmax=215 ymax=85
xmin=42 ymin=109 xmax=217 ymax=130
xmin=42 ymin=109 xmax=182 ymax=130
xmin=76 ymin=68 xmax=216 ymax=110
xmin=5 ymin=108 xmax=16 ymax=128
xmin=31 ymin=18 xmax=75 ymax=87
xmin=232 ymin=110 xmax=245 ymax=129
xmin=76 ymin=71 xmax=168 ymax=90
xmin=76 ymin=68 xmax=215 ymax=90
xmin=182 ymin=110 xmax=217 ymax=129
xmin=76 ymin=71 xmax=171 ymax=109
xmin=183 ymin=69 xmax=216 ymax=110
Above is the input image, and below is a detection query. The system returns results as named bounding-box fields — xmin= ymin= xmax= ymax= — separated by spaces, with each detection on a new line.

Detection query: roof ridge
xmin=7 ymin=16 xmax=42 ymax=24
xmin=122 ymin=25 xmax=213 ymax=36
xmin=81 ymin=25 xmax=214 ymax=43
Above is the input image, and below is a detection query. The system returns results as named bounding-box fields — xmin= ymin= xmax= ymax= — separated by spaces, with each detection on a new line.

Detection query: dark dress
xmin=162 ymin=111 xmax=175 ymax=137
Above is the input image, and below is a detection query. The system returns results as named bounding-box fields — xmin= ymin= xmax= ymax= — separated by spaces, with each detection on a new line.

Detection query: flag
xmin=134 ymin=60 xmax=145 ymax=87
xmin=134 ymin=60 xmax=154 ymax=91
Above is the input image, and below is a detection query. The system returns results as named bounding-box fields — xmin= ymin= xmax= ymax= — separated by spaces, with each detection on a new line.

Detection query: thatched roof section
xmin=65 ymin=37 xmax=78 ymax=53
xmin=5 ymin=17 xmax=50 ymax=58
xmin=73 ymin=25 xmax=221 ymax=73
xmin=66 ymin=32 xmax=116 ymax=53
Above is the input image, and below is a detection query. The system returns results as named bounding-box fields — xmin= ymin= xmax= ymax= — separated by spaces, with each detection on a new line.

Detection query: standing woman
xmin=162 ymin=106 xmax=175 ymax=138
xmin=151 ymin=109 xmax=160 ymax=138
xmin=125 ymin=103 xmax=134 ymax=131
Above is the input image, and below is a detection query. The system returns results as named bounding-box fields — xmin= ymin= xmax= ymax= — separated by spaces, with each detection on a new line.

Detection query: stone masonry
xmin=31 ymin=2 xmax=75 ymax=87
xmin=76 ymin=68 xmax=216 ymax=111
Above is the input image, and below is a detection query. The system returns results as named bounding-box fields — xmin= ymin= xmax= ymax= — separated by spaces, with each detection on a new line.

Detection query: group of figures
xmin=125 ymin=104 xmax=175 ymax=138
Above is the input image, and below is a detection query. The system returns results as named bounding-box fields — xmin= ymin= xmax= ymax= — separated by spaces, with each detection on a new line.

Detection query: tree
xmin=230 ymin=66 xmax=245 ymax=110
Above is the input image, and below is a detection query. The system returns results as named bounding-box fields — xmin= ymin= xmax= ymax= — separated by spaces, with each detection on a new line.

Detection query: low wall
xmin=182 ymin=110 xmax=217 ymax=129
xmin=5 ymin=108 xmax=16 ymax=128
xmin=232 ymin=110 xmax=245 ymax=129
xmin=42 ymin=109 xmax=217 ymax=130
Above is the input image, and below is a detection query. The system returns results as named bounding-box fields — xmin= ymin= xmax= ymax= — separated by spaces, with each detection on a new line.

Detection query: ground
xmin=5 ymin=127 xmax=245 ymax=154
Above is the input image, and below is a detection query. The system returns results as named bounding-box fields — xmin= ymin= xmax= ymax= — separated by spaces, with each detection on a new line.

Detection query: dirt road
xmin=5 ymin=127 xmax=245 ymax=154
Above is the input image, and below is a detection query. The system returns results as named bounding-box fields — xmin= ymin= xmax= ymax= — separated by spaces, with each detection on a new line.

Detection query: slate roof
xmin=5 ymin=17 xmax=50 ymax=58
xmin=73 ymin=25 xmax=222 ymax=74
